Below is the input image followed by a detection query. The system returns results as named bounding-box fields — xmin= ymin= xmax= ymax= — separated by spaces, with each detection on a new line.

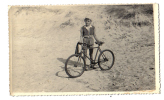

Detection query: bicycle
xmin=65 ymin=41 xmax=115 ymax=78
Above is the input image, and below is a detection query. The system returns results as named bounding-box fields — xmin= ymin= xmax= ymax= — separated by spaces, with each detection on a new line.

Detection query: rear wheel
xmin=65 ymin=54 xmax=86 ymax=78
xmin=98 ymin=49 xmax=115 ymax=70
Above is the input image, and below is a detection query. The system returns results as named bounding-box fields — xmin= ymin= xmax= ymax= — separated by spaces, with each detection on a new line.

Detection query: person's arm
xmin=93 ymin=27 xmax=100 ymax=42
xmin=80 ymin=27 xmax=83 ymax=43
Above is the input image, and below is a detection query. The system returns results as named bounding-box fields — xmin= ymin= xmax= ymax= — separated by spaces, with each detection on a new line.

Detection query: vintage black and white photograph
xmin=9 ymin=4 xmax=159 ymax=95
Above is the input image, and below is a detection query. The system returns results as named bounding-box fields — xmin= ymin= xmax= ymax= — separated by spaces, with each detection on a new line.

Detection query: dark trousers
xmin=83 ymin=48 xmax=93 ymax=63
xmin=83 ymin=37 xmax=94 ymax=64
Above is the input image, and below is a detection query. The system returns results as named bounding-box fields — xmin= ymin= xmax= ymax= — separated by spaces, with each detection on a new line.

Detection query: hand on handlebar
xmin=99 ymin=41 xmax=104 ymax=44
xmin=78 ymin=42 xmax=87 ymax=45
xmin=95 ymin=41 xmax=104 ymax=45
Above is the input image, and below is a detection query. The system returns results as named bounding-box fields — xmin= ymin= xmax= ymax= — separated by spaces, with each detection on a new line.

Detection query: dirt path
xmin=10 ymin=5 xmax=155 ymax=93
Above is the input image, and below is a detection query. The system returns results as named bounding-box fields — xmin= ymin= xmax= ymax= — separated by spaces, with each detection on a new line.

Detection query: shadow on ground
xmin=55 ymin=65 xmax=69 ymax=78
xmin=56 ymin=58 xmax=69 ymax=78
xmin=57 ymin=58 xmax=67 ymax=64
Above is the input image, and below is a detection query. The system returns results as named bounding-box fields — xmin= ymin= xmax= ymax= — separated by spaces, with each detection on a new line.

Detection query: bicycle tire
xmin=65 ymin=54 xmax=86 ymax=78
xmin=98 ymin=49 xmax=115 ymax=70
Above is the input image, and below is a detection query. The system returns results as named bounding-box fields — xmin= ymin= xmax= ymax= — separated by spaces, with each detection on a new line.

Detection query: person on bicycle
xmin=80 ymin=18 xmax=101 ymax=69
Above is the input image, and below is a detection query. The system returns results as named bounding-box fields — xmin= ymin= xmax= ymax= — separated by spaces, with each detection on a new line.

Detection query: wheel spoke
xmin=65 ymin=54 xmax=85 ymax=78
xmin=98 ymin=50 xmax=114 ymax=70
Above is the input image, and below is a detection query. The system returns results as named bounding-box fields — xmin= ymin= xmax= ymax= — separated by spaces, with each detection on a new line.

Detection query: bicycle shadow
xmin=56 ymin=58 xmax=69 ymax=78
xmin=56 ymin=58 xmax=101 ymax=78
xmin=55 ymin=65 xmax=69 ymax=78
xmin=56 ymin=58 xmax=84 ymax=78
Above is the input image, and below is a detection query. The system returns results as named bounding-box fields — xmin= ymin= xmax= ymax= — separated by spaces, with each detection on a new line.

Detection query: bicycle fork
xmin=74 ymin=55 xmax=83 ymax=67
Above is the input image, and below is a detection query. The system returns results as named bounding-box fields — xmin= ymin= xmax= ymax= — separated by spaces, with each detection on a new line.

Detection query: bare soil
xmin=9 ymin=5 xmax=155 ymax=93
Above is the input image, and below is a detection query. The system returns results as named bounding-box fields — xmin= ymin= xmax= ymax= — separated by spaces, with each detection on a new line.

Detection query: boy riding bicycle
xmin=80 ymin=18 xmax=102 ymax=69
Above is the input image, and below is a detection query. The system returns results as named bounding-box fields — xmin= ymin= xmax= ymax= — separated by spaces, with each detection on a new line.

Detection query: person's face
xmin=85 ymin=20 xmax=91 ymax=26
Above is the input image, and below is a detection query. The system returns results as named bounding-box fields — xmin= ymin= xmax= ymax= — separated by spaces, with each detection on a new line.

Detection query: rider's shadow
xmin=57 ymin=58 xmax=67 ymax=64
xmin=56 ymin=58 xmax=69 ymax=78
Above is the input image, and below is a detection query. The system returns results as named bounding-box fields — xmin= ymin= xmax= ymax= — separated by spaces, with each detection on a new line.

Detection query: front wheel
xmin=98 ymin=49 xmax=115 ymax=70
xmin=65 ymin=54 xmax=86 ymax=78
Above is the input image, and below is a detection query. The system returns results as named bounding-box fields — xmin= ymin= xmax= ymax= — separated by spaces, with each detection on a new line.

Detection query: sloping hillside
xmin=10 ymin=5 xmax=155 ymax=93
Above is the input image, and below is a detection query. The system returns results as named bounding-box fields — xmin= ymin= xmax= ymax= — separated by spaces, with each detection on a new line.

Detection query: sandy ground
xmin=9 ymin=5 xmax=155 ymax=93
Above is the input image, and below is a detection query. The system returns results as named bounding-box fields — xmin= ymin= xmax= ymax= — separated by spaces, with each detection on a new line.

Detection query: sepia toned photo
xmin=9 ymin=4 xmax=159 ymax=95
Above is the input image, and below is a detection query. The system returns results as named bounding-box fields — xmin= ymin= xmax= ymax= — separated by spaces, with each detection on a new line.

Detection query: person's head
xmin=84 ymin=18 xmax=92 ymax=26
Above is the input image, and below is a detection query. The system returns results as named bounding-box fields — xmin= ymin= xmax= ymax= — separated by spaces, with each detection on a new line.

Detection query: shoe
xmin=90 ymin=65 xmax=96 ymax=69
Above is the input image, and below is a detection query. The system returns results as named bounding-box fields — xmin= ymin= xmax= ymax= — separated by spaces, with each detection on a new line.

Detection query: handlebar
xmin=78 ymin=41 xmax=104 ymax=46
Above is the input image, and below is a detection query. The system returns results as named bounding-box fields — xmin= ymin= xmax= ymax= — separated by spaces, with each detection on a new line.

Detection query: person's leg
xmin=89 ymin=48 xmax=96 ymax=69
xmin=89 ymin=48 xmax=93 ymax=61
xmin=83 ymin=48 xmax=88 ymax=70
xmin=83 ymin=38 xmax=88 ymax=70
xmin=83 ymin=47 xmax=87 ymax=61
xmin=89 ymin=38 xmax=93 ymax=64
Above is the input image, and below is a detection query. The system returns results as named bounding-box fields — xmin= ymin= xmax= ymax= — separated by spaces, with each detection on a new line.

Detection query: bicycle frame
xmin=79 ymin=45 xmax=102 ymax=65
xmin=65 ymin=42 xmax=114 ymax=78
